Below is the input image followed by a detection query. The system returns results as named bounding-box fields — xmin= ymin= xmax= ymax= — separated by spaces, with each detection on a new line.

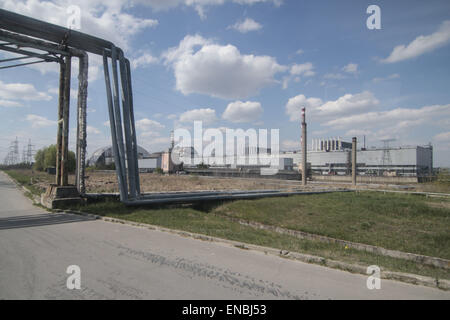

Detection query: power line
xmin=2 ymin=137 xmax=35 ymax=165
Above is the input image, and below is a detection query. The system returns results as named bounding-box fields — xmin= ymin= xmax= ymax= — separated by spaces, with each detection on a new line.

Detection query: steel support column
xmin=110 ymin=46 xmax=128 ymax=198
xmin=118 ymin=50 xmax=137 ymax=199
xmin=126 ymin=59 xmax=141 ymax=196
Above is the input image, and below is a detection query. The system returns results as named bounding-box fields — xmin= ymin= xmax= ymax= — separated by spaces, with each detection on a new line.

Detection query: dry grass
xmin=6 ymin=168 xmax=449 ymax=195
xmin=85 ymin=171 xmax=316 ymax=193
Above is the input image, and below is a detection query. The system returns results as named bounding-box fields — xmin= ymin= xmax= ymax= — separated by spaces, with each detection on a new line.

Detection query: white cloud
xmin=87 ymin=126 xmax=100 ymax=134
xmin=342 ymin=63 xmax=358 ymax=74
xmin=229 ymin=18 xmax=262 ymax=33
xmin=324 ymin=104 xmax=450 ymax=130
xmin=295 ymin=49 xmax=304 ymax=55
xmin=290 ymin=62 xmax=315 ymax=77
xmin=233 ymin=0 xmax=283 ymax=6
xmin=285 ymin=94 xmax=322 ymax=122
xmin=324 ymin=73 xmax=346 ymax=80
xmin=382 ymin=20 xmax=450 ymax=63
xmin=0 ymin=100 xmax=23 ymax=107
xmin=345 ymin=129 xmax=372 ymax=137
xmin=179 ymin=108 xmax=217 ymax=124
xmin=140 ymin=130 xmax=161 ymax=138
xmin=135 ymin=118 xmax=166 ymax=141
xmin=2 ymin=1 xmax=158 ymax=81
xmin=372 ymin=73 xmax=400 ymax=83
xmin=131 ymin=52 xmax=159 ymax=69
xmin=135 ymin=0 xmax=282 ymax=19
xmin=222 ymin=101 xmax=262 ymax=123
xmin=136 ymin=118 xmax=165 ymax=131
xmin=285 ymin=91 xmax=379 ymax=121
xmin=2 ymin=0 xmax=158 ymax=51
xmin=26 ymin=114 xmax=56 ymax=128
xmin=163 ymin=34 xmax=286 ymax=99
xmin=317 ymin=91 xmax=379 ymax=117
xmin=434 ymin=131 xmax=450 ymax=142
xmin=0 ymin=80 xmax=51 ymax=102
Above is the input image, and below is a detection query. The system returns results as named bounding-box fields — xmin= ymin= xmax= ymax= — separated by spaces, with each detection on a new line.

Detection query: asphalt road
xmin=0 ymin=171 xmax=448 ymax=300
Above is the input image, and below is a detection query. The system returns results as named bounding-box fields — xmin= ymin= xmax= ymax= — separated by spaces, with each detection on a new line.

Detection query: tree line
xmin=33 ymin=145 xmax=76 ymax=173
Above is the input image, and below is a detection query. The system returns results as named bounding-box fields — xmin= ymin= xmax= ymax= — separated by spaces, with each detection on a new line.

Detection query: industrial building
xmin=169 ymin=146 xmax=292 ymax=171
xmin=87 ymin=145 xmax=150 ymax=167
xmin=137 ymin=152 xmax=163 ymax=172
xmin=283 ymin=138 xmax=433 ymax=177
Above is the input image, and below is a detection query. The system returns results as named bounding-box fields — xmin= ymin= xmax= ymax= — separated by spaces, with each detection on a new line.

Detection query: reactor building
xmin=283 ymin=137 xmax=433 ymax=177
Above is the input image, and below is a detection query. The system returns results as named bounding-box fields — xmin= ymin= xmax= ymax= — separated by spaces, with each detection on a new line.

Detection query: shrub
xmin=33 ymin=145 xmax=76 ymax=173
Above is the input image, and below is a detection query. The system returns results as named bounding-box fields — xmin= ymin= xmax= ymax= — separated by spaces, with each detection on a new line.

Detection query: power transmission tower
xmin=26 ymin=139 xmax=35 ymax=164
xmin=12 ymin=137 xmax=19 ymax=164
xmin=3 ymin=137 xmax=21 ymax=165
xmin=22 ymin=146 xmax=27 ymax=163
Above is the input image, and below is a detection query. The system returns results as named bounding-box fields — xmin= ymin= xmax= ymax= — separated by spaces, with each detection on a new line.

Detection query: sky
xmin=0 ymin=0 xmax=449 ymax=166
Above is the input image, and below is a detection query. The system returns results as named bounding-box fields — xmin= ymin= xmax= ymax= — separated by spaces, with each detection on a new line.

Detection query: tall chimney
xmin=170 ymin=130 xmax=174 ymax=151
xmin=301 ymin=107 xmax=307 ymax=186
xmin=352 ymin=137 xmax=357 ymax=186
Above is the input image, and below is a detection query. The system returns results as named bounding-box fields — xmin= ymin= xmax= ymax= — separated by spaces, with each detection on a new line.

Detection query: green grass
xmin=213 ymin=192 xmax=450 ymax=260
xmin=71 ymin=199 xmax=450 ymax=281
xmin=2 ymin=169 xmax=45 ymax=196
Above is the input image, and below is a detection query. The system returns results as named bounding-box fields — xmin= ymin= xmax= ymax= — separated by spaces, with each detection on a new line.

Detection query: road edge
xmin=2 ymin=170 xmax=448 ymax=292
xmin=62 ymin=208 xmax=449 ymax=292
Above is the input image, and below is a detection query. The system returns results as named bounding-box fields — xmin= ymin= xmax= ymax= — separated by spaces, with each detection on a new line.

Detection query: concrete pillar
xmin=301 ymin=108 xmax=307 ymax=186
xmin=352 ymin=137 xmax=357 ymax=186
xmin=59 ymin=56 xmax=72 ymax=186
xmin=56 ymin=60 xmax=65 ymax=186
xmin=75 ymin=53 xmax=88 ymax=194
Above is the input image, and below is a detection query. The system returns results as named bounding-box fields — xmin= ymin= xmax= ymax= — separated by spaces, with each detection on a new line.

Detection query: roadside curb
xmin=222 ymin=216 xmax=450 ymax=270
xmin=0 ymin=171 xmax=41 ymax=204
xmin=63 ymin=209 xmax=450 ymax=291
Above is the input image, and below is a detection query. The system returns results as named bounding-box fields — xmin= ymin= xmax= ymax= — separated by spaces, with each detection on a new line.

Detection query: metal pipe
xmin=103 ymin=52 xmax=126 ymax=202
xmin=118 ymin=50 xmax=136 ymax=199
xmin=123 ymin=190 xmax=352 ymax=206
xmin=139 ymin=189 xmax=283 ymax=200
xmin=0 ymin=43 xmax=61 ymax=63
xmin=125 ymin=58 xmax=141 ymax=196
xmin=0 ymin=55 xmax=44 ymax=63
xmin=0 ymin=59 xmax=49 ymax=70
xmin=352 ymin=137 xmax=357 ymax=186
xmin=110 ymin=46 xmax=128 ymax=198
xmin=0 ymin=8 xmax=114 ymax=56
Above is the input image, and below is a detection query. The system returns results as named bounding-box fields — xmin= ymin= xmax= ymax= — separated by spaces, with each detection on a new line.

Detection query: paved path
xmin=0 ymin=171 xmax=448 ymax=299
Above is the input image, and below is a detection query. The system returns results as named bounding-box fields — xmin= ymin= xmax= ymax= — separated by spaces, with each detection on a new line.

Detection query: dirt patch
xmin=84 ymin=171 xmax=314 ymax=193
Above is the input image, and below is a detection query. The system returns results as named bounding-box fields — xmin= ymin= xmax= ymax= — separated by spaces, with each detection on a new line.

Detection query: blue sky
xmin=1 ymin=0 xmax=450 ymax=166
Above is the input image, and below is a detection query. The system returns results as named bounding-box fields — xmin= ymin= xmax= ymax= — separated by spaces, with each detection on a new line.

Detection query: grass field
xmin=70 ymin=198 xmax=450 ymax=280
xmin=214 ymin=192 xmax=450 ymax=259
xmin=3 ymin=168 xmax=449 ymax=281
